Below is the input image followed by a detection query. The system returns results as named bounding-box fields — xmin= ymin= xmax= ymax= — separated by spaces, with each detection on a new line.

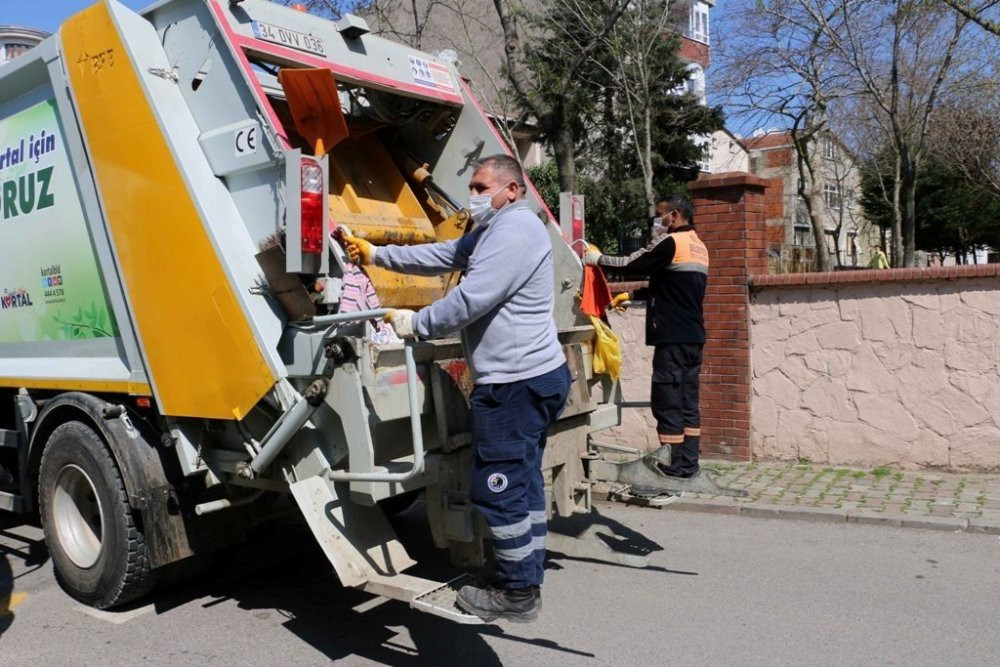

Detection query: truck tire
xmin=38 ymin=421 xmax=158 ymax=609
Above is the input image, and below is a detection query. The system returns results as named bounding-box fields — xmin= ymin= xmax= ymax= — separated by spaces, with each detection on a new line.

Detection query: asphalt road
xmin=2 ymin=499 xmax=999 ymax=665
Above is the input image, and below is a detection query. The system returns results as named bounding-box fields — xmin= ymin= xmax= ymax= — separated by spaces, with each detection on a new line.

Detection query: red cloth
xmin=580 ymin=265 xmax=612 ymax=317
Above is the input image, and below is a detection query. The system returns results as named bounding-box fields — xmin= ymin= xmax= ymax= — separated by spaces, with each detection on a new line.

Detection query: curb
xmin=597 ymin=491 xmax=1000 ymax=535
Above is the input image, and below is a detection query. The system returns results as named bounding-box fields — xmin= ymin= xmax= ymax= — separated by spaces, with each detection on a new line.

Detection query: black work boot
xmin=656 ymin=435 xmax=700 ymax=478
xmin=457 ymin=584 xmax=540 ymax=623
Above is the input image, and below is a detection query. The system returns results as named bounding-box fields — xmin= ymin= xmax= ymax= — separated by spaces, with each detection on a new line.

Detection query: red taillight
xmin=300 ymin=158 xmax=324 ymax=254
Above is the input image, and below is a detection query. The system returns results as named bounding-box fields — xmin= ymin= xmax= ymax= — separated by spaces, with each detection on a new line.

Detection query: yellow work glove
xmin=385 ymin=309 xmax=417 ymax=339
xmin=341 ymin=234 xmax=375 ymax=265
xmin=610 ymin=292 xmax=630 ymax=312
xmin=583 ymin=243 xmax=602 ymax=267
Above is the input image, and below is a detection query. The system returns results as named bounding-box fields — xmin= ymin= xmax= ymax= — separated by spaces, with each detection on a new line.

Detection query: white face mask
xmin=468 ymin=186 xmax=507 ymax=224
xmin=651 ymin=215 xmax=668 ymax=239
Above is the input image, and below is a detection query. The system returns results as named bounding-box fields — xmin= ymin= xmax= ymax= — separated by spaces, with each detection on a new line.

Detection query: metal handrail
xmin=316 ymin=310 xmax=426 ymax=483
xmin=311 ymin=308 xmax=389 ymax=325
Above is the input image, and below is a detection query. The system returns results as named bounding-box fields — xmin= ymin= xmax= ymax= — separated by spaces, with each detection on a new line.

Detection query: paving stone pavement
xmin=664 ymin=461 xmax=1000 ymax=534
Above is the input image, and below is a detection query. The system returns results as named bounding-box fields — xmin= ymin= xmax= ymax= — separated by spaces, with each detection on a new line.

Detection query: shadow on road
xmin=546 ymin=507 xmax=699 ymax=576
xmin=138 ymin=499 xmax=594 ymax=663
xmin=0 ymin=514 xmax=48 ymax=638
xmin=0 ymin=553 xmax=13 ymax=637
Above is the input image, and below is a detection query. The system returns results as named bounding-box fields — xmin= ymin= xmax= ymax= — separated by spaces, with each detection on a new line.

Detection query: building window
xmin=2 ymin=43 xmax=33 ymax=61
xmin=822 ymin=137 xmax=836 ymax=159
xmin=689 ymin=2 xmax=710 ymax=44
xmin=844 ymin=188 xmax=856 ymax=209
xmin=823 ymin=184 xmax=841 ymax=209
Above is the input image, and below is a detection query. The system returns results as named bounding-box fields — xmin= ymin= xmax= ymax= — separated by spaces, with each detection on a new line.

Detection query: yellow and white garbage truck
xmin=0 ymin=0 xmax=684 ymax=621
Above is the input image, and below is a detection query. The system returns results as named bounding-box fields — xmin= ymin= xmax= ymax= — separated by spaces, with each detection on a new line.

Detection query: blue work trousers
xmin=468 ymin=364 xmax=572 ymax=590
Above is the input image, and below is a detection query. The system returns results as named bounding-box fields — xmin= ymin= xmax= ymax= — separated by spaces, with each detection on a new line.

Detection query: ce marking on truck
xmin=234 ymin=126 xmax=259 ymax=157
xmin=77 ymin=48 xmax=115 ymax=76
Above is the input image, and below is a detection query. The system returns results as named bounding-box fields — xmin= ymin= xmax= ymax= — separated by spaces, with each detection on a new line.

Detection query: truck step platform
xmin=365 ymin=573 xmax=483 ymax=624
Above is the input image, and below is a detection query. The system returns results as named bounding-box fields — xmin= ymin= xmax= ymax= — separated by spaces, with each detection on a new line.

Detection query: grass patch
xmin=871 ymin=466 xmax=891 ymax=479
xmin=852 ymin=471 xmax=867 ymax=479
xmin=893 ymin=472 xmax=904 ymax=482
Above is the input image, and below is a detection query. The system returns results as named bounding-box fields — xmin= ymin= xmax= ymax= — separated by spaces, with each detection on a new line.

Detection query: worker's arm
xmin=411 ymin=222 xmax=531 ymax=338
xmin=597 ymin=236 xmax=676 ymax=276
xmin=374 ymin=230 xmax=481 ymax=276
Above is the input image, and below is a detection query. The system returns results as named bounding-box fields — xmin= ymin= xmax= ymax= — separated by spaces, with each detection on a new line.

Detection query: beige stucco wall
xmin=751 ymin=279 xmax=1000 ymax=471
xmin=599 ymin=308 xmax=660 ymax=451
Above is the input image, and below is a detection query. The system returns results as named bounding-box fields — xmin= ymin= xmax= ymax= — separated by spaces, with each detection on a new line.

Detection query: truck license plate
xmin=251 ymin=21 xmax=326 ymax=56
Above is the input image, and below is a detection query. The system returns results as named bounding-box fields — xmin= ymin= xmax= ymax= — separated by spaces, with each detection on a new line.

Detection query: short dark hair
xmin=659 ymin=195 xmax=694 ymax=225
xmin=472 ymin=154 xmax=525 ymax=189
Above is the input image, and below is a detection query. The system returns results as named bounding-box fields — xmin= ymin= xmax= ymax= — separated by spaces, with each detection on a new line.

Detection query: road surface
xmin=2 ymin=499 xmax=998 ymax=664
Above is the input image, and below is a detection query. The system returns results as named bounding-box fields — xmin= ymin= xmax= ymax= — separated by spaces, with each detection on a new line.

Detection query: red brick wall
xmin=762 ymin=178 xmax=784 ymax=223
xmin=688 ymin=173 xmax=770 ymax=461
xmin=766 ymin=148 xmax=793 ymax=168
xmin=678 ymin=36 xmax=710 ymax=68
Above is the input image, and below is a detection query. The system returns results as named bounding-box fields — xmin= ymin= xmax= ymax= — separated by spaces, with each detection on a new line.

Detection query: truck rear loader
xmin=0 ymin=0 xmax=687 ymax=622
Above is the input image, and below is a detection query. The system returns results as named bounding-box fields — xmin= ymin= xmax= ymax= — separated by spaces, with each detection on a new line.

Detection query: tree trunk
xmin=808 ymin=188 xmax=830 ymax=272
xmin=891 ymin=154 xmax=903 ymax=267
xmin=551 ymin=117 xmax=577 ymax=194
xmin=900 ymin=158 xmax=918 ymax=267
xmin=643 ymin=104 xmax=654 ymax=213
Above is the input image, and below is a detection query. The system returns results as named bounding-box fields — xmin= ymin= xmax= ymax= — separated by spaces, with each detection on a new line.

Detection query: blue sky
xmin=3 ymin=0 xmax=149 ymax=34
xmin=6 ymin=0 xmax=753 ymax=132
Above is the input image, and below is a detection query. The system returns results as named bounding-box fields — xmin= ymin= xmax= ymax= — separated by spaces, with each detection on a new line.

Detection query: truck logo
xmin=0 ymin=288 xmax=33 ymax=310
xmin=1 ymin=167 xmax=55 ymax=222
xmin=234 ymin=126 xmax=258 ymax=156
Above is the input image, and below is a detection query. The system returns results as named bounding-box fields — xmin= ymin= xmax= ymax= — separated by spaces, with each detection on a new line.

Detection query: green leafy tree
xmin=861 ymin=157 xmax=1000 ymax=263
xmin=513 ymin=0 xmax=721 ymax=246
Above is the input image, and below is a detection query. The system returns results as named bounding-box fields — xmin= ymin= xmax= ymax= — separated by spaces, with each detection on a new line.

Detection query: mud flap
xmin=290 ymin=476 xmax=482 ymax=623
xmin=290 ymin=475 xmax=415 ymax=587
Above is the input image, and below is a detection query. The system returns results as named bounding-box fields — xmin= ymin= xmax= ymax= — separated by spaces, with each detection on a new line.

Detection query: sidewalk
xmin=664 ymin=461 xmax=1000 ymax=534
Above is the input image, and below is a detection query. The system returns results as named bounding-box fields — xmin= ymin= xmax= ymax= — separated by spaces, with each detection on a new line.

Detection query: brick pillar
xmin=688 ymin=173 xmax=770 ymax=461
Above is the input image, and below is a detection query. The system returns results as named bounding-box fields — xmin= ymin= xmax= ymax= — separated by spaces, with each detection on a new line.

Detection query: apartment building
xmin=744 ymin=130 xmax=869 ymax=271
xmin=0 ymin=26 xmax=49 ymax=66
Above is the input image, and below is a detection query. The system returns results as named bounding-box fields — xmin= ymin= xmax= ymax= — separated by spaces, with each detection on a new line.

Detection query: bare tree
xmin=930 ymin=102 xmax=1000 ymax=198
xmin=716 ymin=0 xmax=852 ymax=271
xmin=491 ymin=0 xmax=630 ymax=194
xmin=823 ymin=141 xmax=863 ymax=267
xmin=718 ymin=1 xmax=993 ymax=267
xmin=361 ymin=0 xmax=528 ymax=155
xmin=809 ymin=1 xmax=973 ymax=267
xmin=941 ymin=0 xmax=1000 ymax=37
xmin=592 ymin=0 xmax=691 ymax=211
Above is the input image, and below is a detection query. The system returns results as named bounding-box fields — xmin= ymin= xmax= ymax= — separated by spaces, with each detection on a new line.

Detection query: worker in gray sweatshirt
xmin=342 ymin=154 xmax=571 ymax=623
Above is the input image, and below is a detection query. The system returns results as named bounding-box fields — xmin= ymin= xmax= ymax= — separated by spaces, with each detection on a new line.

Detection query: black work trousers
xmin=650 ymin=343 xmax=703 ymax=445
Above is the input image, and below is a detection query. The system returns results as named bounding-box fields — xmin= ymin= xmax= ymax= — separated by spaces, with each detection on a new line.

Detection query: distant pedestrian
xmin=869 ymin=245 xmax=889 ymax=269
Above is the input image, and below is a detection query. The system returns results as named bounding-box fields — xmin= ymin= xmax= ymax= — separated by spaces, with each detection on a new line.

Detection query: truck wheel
xmin=38 ymin=421 xmax=158 ymax=609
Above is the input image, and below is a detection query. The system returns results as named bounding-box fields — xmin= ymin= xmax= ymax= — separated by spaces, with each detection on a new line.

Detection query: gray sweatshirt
xmin=375 ymin=200 xmax=565 ymax=385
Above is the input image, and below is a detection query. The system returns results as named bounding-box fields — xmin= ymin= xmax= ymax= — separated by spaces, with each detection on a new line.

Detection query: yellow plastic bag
xmin=588 ymin=315 xmax=622 ymax=381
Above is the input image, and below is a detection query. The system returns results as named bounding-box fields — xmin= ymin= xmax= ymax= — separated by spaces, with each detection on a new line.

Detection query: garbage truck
xmin=0 ymin=0 xmax=694 ymax=621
